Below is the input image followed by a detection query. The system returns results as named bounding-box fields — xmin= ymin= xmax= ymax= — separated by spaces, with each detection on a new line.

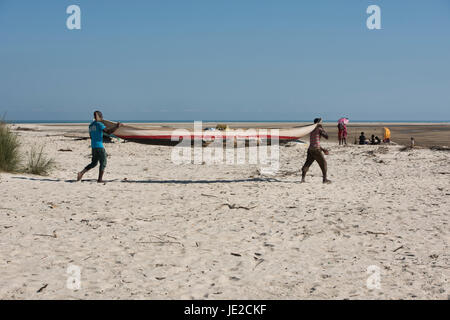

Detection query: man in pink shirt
xmin=301 ymin=118 xmax=331 ymax=184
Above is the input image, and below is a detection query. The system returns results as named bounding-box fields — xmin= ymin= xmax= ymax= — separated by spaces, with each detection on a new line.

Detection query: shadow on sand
xmin=120 ymin=177 xmax=279 ymax=184
xmin=11 ymin=177 xmax=117 ymax=183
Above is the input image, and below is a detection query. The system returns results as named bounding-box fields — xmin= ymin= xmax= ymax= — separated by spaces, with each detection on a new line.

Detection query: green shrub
xmin=25 ymin=145 xmax=55 ymax=176
xmin=0 ymin=119 xmax=21 ymax=172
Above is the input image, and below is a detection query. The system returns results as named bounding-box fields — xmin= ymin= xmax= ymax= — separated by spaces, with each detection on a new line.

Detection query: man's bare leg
xmin=316 ymin=153 xmax=331 ymax=184
xmin=321 ymin=165 xmax=332 ymax=183
xmin=301 ymin=161 xmax=311 ymax=183
xmin=77 ymin=169 xmax=88 ymax=181
xmin=301 ymin=150 xmax=314 ymax=183
xmin=97 ymin=170 xmax=105 ymax=183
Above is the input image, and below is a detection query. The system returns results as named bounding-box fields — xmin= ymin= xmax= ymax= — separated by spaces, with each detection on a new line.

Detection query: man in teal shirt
xmin=77 ymin=111 xmax=121 ymax=183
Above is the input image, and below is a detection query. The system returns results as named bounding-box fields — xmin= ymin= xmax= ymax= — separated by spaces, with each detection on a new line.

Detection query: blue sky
xmin=1 ymin=0 xmax=449 ymax=121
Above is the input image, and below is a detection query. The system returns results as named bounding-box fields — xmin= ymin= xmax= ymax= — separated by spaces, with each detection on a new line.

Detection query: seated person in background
xmin=370 ymin=134 xmax=376 ymax=145
xmin=375 ymin=136 xmax=381 ymax=144
xmin=359 ymin=132 xmax=367 ymax=145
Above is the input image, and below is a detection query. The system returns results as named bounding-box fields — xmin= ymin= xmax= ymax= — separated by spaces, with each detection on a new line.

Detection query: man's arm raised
xmin=104 ymin=122 xmax=121 ymax=135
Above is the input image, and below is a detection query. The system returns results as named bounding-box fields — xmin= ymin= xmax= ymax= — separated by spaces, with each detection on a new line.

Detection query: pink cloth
xmin=338 ymin=125 xmax=347 ymax=139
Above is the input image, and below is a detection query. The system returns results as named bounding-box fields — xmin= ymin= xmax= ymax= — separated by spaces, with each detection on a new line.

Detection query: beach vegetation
xmin=0 ymin=118 xmax=21 ymax=172
xmin=25 ymin=145 xmax=56 ymax=176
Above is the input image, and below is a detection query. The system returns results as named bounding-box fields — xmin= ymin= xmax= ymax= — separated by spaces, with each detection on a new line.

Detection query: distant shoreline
xmin=8 ymin=120 xmax=450 ymax=125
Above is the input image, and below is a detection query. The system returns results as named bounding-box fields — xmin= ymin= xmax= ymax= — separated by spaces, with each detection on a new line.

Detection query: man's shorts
xmin=85 ymin=148 xmax=107 ymax=171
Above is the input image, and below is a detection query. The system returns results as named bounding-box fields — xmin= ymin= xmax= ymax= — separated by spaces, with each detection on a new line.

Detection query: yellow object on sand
xmin=383 ymin=127 xmax=391 ymax=140
xmin=216 ymin=124 xmax=230 ymax=131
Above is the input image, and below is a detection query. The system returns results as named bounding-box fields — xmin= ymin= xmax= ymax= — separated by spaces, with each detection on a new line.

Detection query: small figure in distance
xmin=359 ymin=132 xmax=367 ymax=145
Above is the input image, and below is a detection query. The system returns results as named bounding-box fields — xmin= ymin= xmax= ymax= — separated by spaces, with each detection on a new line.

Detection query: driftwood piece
xmin=366 ymin=231 xmax=387 ymax=236
xmin=36 ymin=283 xmax=48 ymax=293
xmin=430 ymin=146 xmax=450 ymax=151
xmin=219 ymin=203 xmax=257 ymax=210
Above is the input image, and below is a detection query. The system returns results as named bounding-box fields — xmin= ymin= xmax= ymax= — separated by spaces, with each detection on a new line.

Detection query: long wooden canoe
xmin=102 ymin=120 xmax=317 ymax=146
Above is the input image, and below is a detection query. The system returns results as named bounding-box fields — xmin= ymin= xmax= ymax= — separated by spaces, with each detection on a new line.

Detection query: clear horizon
xmin=1 ymin=1 xmax=450 ymax=121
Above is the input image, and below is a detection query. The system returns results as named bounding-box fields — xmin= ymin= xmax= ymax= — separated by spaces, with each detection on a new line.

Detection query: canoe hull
xmin=102 ymin=120 xmax=316 ymax=146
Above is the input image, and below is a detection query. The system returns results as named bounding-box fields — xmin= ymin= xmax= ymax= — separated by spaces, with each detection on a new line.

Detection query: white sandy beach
xmin=0 ymin=127 xmax=449 ymax=299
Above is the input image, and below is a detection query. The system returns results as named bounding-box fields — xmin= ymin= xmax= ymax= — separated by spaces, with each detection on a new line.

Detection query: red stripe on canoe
xmin=116 ymin=135 xmax=299 ymax=140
